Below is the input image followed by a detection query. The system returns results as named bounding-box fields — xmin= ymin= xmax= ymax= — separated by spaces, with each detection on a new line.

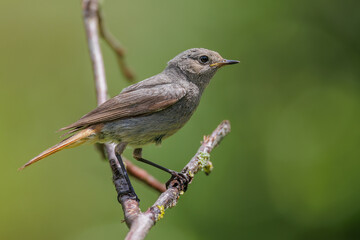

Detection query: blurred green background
xmin=1 ymin=0 xmax=360 ymax=239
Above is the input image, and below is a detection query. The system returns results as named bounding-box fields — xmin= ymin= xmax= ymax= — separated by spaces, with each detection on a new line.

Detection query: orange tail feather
xmin=19 ymin=127 xmax=99 ymax=170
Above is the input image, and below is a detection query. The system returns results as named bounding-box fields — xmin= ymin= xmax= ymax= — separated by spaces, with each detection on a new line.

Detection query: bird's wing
xmin=60 ymin=83 xmax=186 ymax=131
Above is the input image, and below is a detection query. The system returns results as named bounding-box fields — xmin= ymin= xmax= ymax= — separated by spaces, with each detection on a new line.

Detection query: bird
xmin=19 ymin=48 xmax=239 ymax=181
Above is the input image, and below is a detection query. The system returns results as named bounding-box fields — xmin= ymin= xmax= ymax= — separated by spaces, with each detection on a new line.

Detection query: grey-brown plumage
xmin=21 ymin=48 xmax=239 ymax=170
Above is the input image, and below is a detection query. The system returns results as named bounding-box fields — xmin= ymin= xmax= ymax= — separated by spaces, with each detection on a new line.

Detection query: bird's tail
xmin=19 ymin=127 xmax=100 ymax=170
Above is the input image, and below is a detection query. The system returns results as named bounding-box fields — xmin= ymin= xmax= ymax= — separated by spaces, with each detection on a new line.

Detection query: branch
xmin=81 ymin=0 xmax=164 ymax=193
xmin=82 ymin=0 xmax=108 ymax=105
xmin=124 ymin=120 xmax=231 ymax=240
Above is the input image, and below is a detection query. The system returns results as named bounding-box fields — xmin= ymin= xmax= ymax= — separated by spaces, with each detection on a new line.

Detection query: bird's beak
xmin=210 ymin=59 xmax=240 ymax=68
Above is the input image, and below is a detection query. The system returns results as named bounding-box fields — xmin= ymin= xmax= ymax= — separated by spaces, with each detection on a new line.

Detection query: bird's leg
xmin=133 ymin=148 xmax=189 ymax=191
xmin=113 ymin=143 xmax=139 ymax=202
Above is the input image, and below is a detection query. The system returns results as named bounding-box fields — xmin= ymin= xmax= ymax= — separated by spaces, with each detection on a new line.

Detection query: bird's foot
xmin=166 ymin=170 xmax=189 ymax=192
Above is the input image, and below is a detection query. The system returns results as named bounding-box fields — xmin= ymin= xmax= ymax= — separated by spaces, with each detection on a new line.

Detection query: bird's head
xmin=167 ymin=48 xmax=239 ymax=84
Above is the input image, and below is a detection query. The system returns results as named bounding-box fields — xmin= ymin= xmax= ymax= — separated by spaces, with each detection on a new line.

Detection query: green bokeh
xmin=1 ymin=0 xmax=359 ymax=239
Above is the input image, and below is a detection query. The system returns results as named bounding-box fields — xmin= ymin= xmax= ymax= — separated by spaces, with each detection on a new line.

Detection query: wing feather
xmin=60 ymin=83 xmax=186 ymax=131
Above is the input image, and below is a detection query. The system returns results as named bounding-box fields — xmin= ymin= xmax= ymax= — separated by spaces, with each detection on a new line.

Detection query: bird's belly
xmin=99 ymin=106 xmax=194 ymax=147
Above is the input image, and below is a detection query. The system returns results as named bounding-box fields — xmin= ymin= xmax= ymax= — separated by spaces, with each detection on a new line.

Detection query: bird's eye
xmin=199 ymin=55 xmax=209 ymax=64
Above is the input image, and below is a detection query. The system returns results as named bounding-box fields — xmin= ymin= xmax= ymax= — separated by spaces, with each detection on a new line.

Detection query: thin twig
xmin=124 ymin=120 xmax=231 ymax=240
xmin=97 ymin=4 xmax=135 ymax=82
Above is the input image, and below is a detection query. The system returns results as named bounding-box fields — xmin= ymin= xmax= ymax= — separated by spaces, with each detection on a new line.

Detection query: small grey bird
xmin=20 ymin=48 xmax=239 ymax=176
